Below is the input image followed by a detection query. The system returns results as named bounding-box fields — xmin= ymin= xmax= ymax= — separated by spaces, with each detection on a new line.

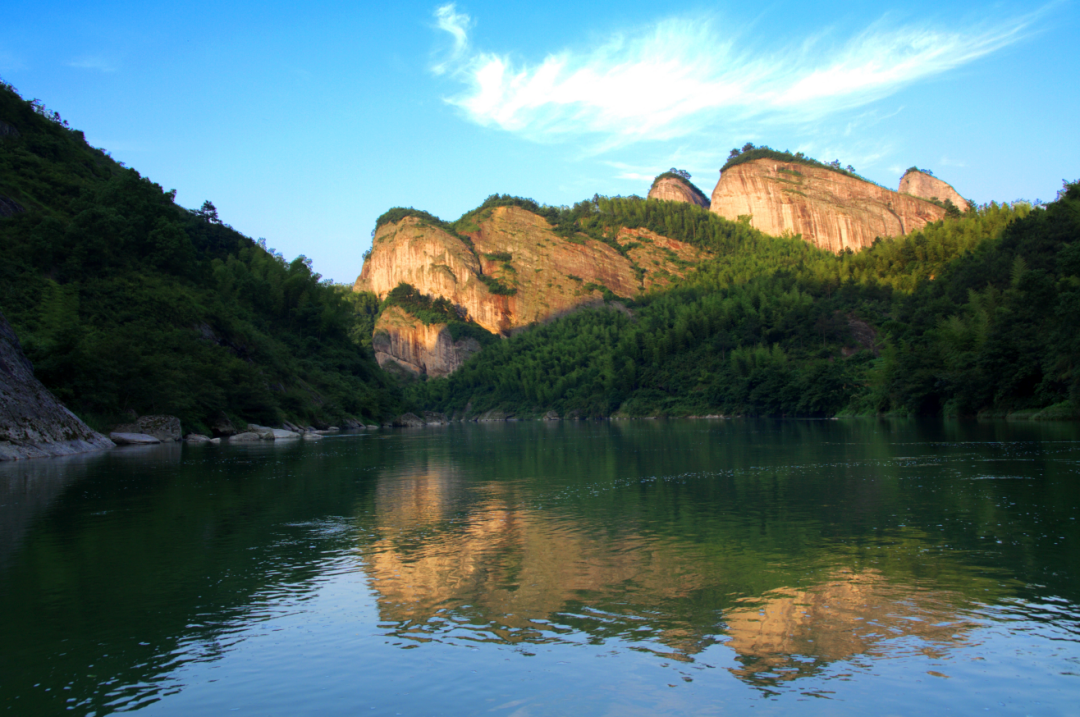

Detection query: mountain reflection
xmin=358 ymin=459 xmax=978 ymax=688
xmin=723 ymin=573 xmax=973 ymax=688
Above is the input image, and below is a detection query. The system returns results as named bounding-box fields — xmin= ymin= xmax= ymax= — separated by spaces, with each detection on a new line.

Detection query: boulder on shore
xmin=110 ymin=432 xmax=161 ymax=446
xmin=112 ymin=415 xmax=182 ymax=442
xmin=0 ymin=310 xmax=114 ymax=461
xmin=229 ymin=432 xmax=262 ymax=442
xmin=544 ymin=410 xmax=561 ymax=421
xmin=210 ymin=413 xmax=238 ymax=437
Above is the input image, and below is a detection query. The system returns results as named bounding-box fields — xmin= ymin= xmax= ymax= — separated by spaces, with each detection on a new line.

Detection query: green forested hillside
xmin=0 ymin=80 xmax=400 ymax=431
xmin=406 ymin=187 xmax=1077 ymax=419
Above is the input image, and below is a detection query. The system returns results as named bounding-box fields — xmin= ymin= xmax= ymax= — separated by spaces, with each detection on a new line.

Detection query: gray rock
xmin=422 ymin=411 xmax=448 ymax=425
xmin=229 ymin=432 xmax=262 ymax=442
xmin=245 ymin=424 xmax=277 ymax=440
xmin=302 ymin=432 xmax=323 ymax=441
xmin=543 ymin=411 xmax=560 ymax=421
xmin=394 ymin=413 xmax=425 ymax=427
xmin=366 ymin=424 xmax=379 ymax=430
xmin=114 ymin=415 xmax=182 ymax=442
xmin=210 ymin=413 xmax=237 ymax=437
xmin=185 ymin=434 xmax=213 ymax=444
xmin=0 ymin=311 xmax=114 ymax=461
xmin=270 ymin=428 xmax=301 ymax=440
xmin=477 ymin=409 xmax=512 ymax=422
xmin=109 ymin=432 xmax=161 ymax=445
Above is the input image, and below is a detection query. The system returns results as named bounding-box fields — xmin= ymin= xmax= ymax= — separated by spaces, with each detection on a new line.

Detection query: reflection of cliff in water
xmin=358 ymin=462 xmax=979 ymax=685
xmin=723 ymin=571 xmax=973 ymax=689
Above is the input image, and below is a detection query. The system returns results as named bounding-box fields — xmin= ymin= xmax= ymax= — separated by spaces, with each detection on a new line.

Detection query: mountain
xmin=401 ymin=182 xmax=1078 ymax=420
xmin=355 ymin=198 xmax=707 ymax=377
xmin=0 ymin=80 xmax=400 ymax=433
xmin=899 ymin=168 xmax=969 ymax=210
xmin=647 ymin=173 xmax=710 ymax=207
xmin=708 ymin=158 xmax=947 ymax=253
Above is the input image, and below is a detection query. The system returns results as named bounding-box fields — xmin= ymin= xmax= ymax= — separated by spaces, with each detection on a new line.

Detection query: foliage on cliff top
xmin=721 ymin=144 xmax=880 ymax=186
xmin=0 ymin=79 xmax=401 ymax=430
xmin=648 ymin=170 xmax=711 ymax=205
xmin=380 ymin=283 xmax=498 ymax=346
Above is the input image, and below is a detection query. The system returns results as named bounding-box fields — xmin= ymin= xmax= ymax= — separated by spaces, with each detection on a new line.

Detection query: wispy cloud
xmin=431 ymin=4 xmax=1044 ymax=148
xmin=431 ymin=3 xmax=472 ymax=76
xmin=69 ymin=56 xmax=118 ymax=73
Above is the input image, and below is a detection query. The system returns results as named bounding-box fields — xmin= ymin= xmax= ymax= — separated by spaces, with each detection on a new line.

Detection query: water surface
xmin=2 ymin=419 xmax=1079 ymax=715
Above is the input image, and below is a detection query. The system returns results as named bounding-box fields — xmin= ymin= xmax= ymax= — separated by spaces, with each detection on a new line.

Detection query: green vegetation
xmin=0 ymin=79 xmax=400 ymax=431
xmin=404 ymin=183 xmax=1072 ymax=420
xmin=723 ymin=143 xmax=871 ymax=184
xmin=380 ymin=282 xmax=498 ymax=346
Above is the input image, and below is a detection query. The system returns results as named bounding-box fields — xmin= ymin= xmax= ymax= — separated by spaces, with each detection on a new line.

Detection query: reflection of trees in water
xmin=359 ymin=461 xmax=984 ymax=689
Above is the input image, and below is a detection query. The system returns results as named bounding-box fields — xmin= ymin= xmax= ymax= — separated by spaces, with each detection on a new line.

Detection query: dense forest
xmin=403 ymin=183 xmax=1078 ymax=420
xmin=0 ymin=80 xmax=401 ymax=432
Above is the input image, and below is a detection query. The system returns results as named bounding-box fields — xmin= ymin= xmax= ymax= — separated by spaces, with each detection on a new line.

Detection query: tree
xmin=198 ymin=200 xmax=220 ymax=224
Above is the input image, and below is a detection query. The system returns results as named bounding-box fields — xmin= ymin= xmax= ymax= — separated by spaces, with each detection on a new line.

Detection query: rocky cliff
xmin=899 ymin=169 xmax=968 ymax=209
xmin=355 ymin=206 xmax=706 ymax=375
xmin=373 ymin=306 xmax=483 ymax=378
xmin=647 ymin=176 xmax=709 ymax=208
xmin=0 ymin=311 xmax=114 ymax=460
xmin=709 ymin=159 xmax=947 ymax=252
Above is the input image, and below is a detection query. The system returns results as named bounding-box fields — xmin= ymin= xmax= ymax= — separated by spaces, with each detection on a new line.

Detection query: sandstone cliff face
xmin=710 ymin=160 xmax=946 ymax=252
xmin=372 ymin=306 xmax=482 ymax=378
xmin=899 ymin=170 xmax=967 ymax=209
xmin=355 ymin=206 xmax=706 ymax=375
xmin=0 ymin=311 xmax=114 ymax=460
xmin=647 ymin=177 xmax=709 ymax=207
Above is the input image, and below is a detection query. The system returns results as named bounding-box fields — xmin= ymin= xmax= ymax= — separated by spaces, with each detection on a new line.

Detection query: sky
xmin=2 ymin=0 xmax=1078 ymax=283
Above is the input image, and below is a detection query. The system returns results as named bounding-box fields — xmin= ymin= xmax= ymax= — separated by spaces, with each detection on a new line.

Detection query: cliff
xmin=709 ymin=159 xmax=947 ymax=252
xmin=373 ymin=306 xmax=483 ymax=378
xmin=355 ymin=205 xmax=706 ymax=375
xmin=648 ymin=176 xmax=709 ymax=208
xmin=0 ymin=311 xmax=114 ymax=460
xmin=899 ymin=169 xmax=968 ymax=209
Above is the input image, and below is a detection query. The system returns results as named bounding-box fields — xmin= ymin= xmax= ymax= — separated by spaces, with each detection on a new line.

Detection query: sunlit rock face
xmin=648 ymin=177 xmax=710 ymax=208
xmin=709 ymin=159 xmax=947 ymax=253
xmin=899 ymin=169 xmax=968 ymax=210
xmin=355 ymin=205 xmax=706 ymax=374
xmin=372 ymin=306 xmax=481 ymax=378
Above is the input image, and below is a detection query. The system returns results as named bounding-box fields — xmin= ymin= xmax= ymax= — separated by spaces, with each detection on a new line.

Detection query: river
xmin=1 ymin=419 xmax=1078 ymax=715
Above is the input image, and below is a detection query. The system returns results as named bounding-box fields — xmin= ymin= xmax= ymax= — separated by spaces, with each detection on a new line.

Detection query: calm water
xmin=2 ymin=419 xmax=1079 ymax=716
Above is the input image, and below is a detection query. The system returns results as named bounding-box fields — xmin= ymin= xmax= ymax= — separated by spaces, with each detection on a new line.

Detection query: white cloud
xmin=69 ymin=56 xmax=118 ymax=73
xmin=431 ymin=4 xmax=1044 ymax=148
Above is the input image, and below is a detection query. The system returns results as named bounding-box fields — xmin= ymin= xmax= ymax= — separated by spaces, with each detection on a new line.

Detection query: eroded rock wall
xmin=709 ymin=160 xmax=946 ymax=253
xmin=372 ymin=307 xmax=482 ymax=378
xmin=899 ymin=170 xmax=968 ymax=210
xmin=647 ymin=177 xmax=710 ymax=208
xmin=0 ymin=311 xmax=114 ymax=460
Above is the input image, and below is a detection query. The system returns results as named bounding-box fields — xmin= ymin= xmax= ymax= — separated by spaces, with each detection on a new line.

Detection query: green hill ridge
xmin=0 ymin=80 xmax=401 ymax=433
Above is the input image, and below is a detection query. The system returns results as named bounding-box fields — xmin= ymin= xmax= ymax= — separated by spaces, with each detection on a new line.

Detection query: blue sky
xmin=2 ymin=1 xmax=1077 ymax=283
